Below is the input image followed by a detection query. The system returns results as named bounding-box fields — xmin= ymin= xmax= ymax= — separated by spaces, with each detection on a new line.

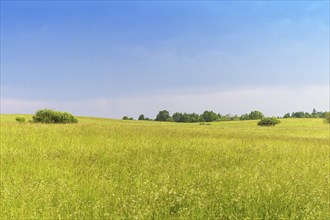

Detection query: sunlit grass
xmin=0 ymin=115 xmax=329 ymax=219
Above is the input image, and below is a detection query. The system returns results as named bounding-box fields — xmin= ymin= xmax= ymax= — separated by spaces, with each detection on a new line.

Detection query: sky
xmin=1 ymin=1 xmax=329 ymax=118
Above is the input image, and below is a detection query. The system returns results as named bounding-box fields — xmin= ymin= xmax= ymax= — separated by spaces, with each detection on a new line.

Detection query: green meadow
xmin=0 ymin=114 xmax=329 ymax=219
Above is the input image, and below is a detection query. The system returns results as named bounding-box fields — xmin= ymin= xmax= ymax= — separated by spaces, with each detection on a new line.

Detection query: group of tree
xmin=283 ymin=109 xmax=328 ymax=118
xmin=154 ymin=110 xmax=222 ymax=122
xmin=122 ymin=108 xmax=330 ymax=124
xmin=123 ymin=114 xmax=152 ymax=121
xmin=239 ymin=110 xmax=264 ymax=120
xmin=152 ymin=110 xmax=265 ymax=123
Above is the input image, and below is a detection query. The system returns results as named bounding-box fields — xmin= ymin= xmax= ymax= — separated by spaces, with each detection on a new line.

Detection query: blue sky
xmin=1 ymin=1 xmax=329 ymax=118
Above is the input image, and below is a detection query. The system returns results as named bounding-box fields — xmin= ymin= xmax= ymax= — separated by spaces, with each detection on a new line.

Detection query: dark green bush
xmin=15 ymin=117 xmax=26 ymax=123
xmin=32 ymin=109 xmax=78 ymax=124
xmin=257 ymin=117 xmax=281 ymax=127
xmin=122 ymin=116 xmax=133 ymax=120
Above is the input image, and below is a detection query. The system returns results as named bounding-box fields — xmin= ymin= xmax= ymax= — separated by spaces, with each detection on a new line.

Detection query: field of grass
xmin=1 ymin=114 xmax=329 ymax=219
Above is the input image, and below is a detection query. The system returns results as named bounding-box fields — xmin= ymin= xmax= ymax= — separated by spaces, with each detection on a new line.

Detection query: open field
xmin=0 ymin=114 xmax=329 ymax=219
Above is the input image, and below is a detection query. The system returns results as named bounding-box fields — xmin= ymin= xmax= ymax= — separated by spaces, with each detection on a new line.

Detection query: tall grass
xmin=1 ymin=115 xmax=329 ymax=219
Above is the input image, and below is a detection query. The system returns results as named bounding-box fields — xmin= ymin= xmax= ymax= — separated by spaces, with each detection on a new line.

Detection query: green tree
xmin=312 ymin=108 xmax=317 ymax=115
xmin=249 ymin=110 xmax=264 ymax=120
xmin=138 ymin=114 xmax=145 ymax=120
xmin=240 ymin=114 xmax=250 ymax=120
xmin=291 ymin=112 xmax=305 ymax=118
xmin=155 ymin=110 xmax=170 ymax=121
xmin=172 ymin=112 xmax=183 ymax=122
xmin=201 ymin=111 xmax=218 ymax=122
xmin=188 ymin=113 xmax=200 ymax=122
xmin=283 ymin=113 xmax=291 ymax=118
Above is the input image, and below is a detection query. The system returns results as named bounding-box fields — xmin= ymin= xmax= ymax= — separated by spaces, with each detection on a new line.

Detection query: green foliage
xmin=155 ymin=110 xmax=171 ymax=121
xmin=240 ymin=114 xmax=250 ymax=120
xmin=122 ymin=116 xmax=133 ymax=120
xmin=218 ymin=114 xmax=239 ymax=121
xmin=166 ymin=117 xmax=175 ymax=122
xmin=292 ymin=111 xmax=308 ymax=118
xmin=257 ymin=117 xmax=281 ymax=127
xmin=201 ymin=111 xmax=219 ymax=122
xmin=138 ymin=109 xmax=327 ymax=123
xmin=284 ymin=109 xmax=327 ymax=118
xmin=138 ymin=114 xmax=145 ymax=120
xmin=249 ymin=110 xmax=264 ymax=120
xmin=172 ymin=112 xmax=200 ymax=123
xmin=32 ymin=109 xmax=78 ymax=124
xmin=15 ymin=117 xmax=26 ymax=123
xmin=283 ymin=113 xmax=291 ymax=118
xmin=240 ymin=111 xmax=264 ymax=120
xmin=323 ymin=112 xmax=330 ymax=124
xmin=199 ymin=122 xmax=211 ymax=125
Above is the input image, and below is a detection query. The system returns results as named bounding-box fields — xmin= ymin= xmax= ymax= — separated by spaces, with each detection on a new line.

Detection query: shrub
xmin=32 ymin=109 xmax=78 ymax=124
xmin=15 ymin=117 xmax=26 ymax=123
xmin=122 ymin=116 xmax=133 ymax=120
xmin=257 ymin=117 xmax=281 ymax=127
xmin=199 ymin=122 xmax=211 ymax=126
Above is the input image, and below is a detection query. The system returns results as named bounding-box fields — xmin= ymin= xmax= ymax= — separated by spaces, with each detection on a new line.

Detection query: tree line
xmin=283 ymin=109 xmax=328 ymax=118
xmin=122 ymin=109 xmax=329 ymax=123
xmin=123 ymin=110 xmax=265 ymax=122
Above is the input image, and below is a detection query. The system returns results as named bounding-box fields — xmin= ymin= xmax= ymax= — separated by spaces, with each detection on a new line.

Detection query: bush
xmin=257 ymin=117 xmax=281 ymax=127
xmin=15 ymin=117 xmax=26 ymax=123
xmin=32 ymin=109 xmax=78 ymax=124
xmin=122 ymin=116 xmax=133 ymax=120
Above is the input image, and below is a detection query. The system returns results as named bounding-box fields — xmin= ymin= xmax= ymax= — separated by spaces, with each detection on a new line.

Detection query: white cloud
xmin=1 ymin=85 xmax=328 ymax=119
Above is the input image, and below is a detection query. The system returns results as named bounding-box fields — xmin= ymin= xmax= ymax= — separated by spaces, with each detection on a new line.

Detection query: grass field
xmin=0 ymin=114 xmax=329 ymax=219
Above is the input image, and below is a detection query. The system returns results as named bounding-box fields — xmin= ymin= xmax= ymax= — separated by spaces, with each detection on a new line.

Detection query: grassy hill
xmin=1 ymin=114 xmax=329 ymax=219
